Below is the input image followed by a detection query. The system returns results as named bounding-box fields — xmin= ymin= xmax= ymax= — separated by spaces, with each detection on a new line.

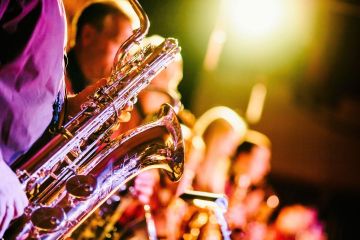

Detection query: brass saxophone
xmin=4 ymin=0 xmax=183 ymax=239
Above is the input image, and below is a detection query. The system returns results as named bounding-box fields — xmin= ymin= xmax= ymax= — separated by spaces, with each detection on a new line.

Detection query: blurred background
xmin=64 ymin=0 xmax=360 ymax=239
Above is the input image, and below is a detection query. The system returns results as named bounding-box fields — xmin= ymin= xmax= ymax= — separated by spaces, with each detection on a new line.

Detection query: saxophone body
xmin=5 ymin=0 xmax=183 ymax=239
xmin=6 ymin=104 xmax=184 ymax=240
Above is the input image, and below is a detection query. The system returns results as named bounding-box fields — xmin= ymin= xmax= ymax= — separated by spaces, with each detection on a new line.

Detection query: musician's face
xmin=234 ymin=146 xmax=271 ymax=185
xmin=86 ymin=14 xmax=132 ymax=76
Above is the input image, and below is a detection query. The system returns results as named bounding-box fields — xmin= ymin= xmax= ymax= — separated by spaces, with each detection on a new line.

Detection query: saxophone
xmin=4 ymin=0 xmax=183 ymax=239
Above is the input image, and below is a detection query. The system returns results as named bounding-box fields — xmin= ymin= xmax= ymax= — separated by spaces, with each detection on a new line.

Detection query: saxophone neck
xmin=113 ymin=0 xmax=150 ymax=68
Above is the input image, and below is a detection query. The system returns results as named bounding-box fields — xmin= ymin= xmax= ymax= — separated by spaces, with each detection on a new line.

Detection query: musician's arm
xmin=0 ymin=153 xmax=28 ymax=237
xmin=133 ymin=169 xmax=160 ymax=204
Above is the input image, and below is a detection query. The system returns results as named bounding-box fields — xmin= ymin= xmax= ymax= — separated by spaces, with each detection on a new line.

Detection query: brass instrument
xmin=180 ymin=190 xmax=231 ymax=240
xmin=6 ymin=103 xmax=184 ymax=240
xmin=143 ymin=86 xmax=184 ymax=114
xmin=4 ymin=0 xmax=183 ymax=238
xmin=68 ymin=89 xmax=186 ymax=240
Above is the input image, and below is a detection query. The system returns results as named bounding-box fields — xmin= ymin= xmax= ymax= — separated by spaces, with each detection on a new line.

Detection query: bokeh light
xmin=227 ymin=0 xmax=286 ymax=39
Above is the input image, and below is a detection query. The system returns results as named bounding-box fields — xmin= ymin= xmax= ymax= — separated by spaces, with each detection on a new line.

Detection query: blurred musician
xmin=162 ymin=107 xmax=247 ymax=239
xmin=226 ymin=130 xmax=278 ymax=240
xmin=65 ymin=0 xmax=133 ymax=94
xmin=267 ymin=204 xmax=327 ymax=240
xmin=67 ymin=33 xmax=183 ymax=239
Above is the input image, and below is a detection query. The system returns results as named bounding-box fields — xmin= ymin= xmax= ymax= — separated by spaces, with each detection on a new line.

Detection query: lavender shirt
xmin=0 ymin=0 xmax=67 ymax=165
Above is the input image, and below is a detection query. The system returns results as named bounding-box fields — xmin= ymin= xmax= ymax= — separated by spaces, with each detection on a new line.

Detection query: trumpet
xmin=4 ymin=0 xmax=183 ymax=238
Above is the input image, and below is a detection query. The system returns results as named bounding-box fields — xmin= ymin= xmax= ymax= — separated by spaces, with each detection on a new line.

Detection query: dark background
xmin=138 ymin=1 xmax=360 ymax=239
xmin=63 ymin=0 xmax=360 ymax=238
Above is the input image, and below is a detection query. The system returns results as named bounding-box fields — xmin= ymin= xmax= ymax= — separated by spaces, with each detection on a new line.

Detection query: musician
xmin=66 ymin=16 xmax=183 ymax=201
xmin=159 ymin=108 xmax=247 ymax=239
xmin=1 ymin=0 xmax=135 ymax=237
xmin=267 ymin=204 xmax=327 ymax=240
xmin=64 ymin=2 xmax=160 ymax=205
xmin=64 ymin=0 xmax=158 ymax=205
xmin=61 ymin=2 xmax=183 ymax=236
xmin=0 ymin=0 xmax=107 ymax=236
xmin=225 ymin=131 xmax=274 ymax=239
xmin=65 ymin=33 xmax=183 ymax=239
xmin=0 ymin=0 xmax=68 ymax=236
xmin=193 ymin=117 xmax=246 ymax=194
xmin=65 ymin=0 xmax=133 ymax=94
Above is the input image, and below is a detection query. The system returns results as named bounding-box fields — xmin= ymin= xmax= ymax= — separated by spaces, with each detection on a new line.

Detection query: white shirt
xmin=0 ymin=0 xmax=67 ymax=165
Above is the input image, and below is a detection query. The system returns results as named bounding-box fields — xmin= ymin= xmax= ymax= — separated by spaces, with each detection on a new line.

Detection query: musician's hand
xmin=67 ymin=78 xmax=108 ymax=117
xmin=133 ymin=169 xmax=159 ymax=204
xmin=247 ymin=222 xmax=268 ymax=240
xmin=226 ymin=203 xmax=247 ymax=230
xmin=166 ymin=198 xmax=187 ymax=240
xmin=0 ymin=159 xmax=28 ymax=237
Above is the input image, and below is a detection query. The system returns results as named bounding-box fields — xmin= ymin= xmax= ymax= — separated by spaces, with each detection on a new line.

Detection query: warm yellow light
xmin=218 ymin=0 xmax=314 ymax=64
xmin=192 ymin=199 xmax=218 ymax=209
xmin=203 ymin=29 xmax=227 ymax=71
xmin=190 ymin=228 xmax=200 ymax=237
xmin=246 ymin=82 xmax=267 ymax=124
xmin=228 ymin=0 xmax=285 ymax=39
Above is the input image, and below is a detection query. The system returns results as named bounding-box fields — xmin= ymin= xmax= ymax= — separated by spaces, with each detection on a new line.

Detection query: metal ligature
xmin=4 ymin=0 xmax=183 ymax=239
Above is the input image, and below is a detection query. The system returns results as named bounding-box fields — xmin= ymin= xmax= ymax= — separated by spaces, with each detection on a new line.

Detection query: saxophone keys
xmin=16 ymin=169 xmax=30 ymax=183
xmin=124 ymin=100 xmax=135 ymax=111
xmin=65 ymin=175 xmax=97 ymax=200
xmin=30 ymin=206 xmax=66 ymax=232
xmin=50 ymin=172 xmax=58 ymax=180
xmin=60 ymin=128 xmax=74 ymax=139
xmin=63 ymin=156 xmax=73 ymax=165
xmin=69 ymin=147 xmax=81 ymax=158
xmin=25 ymin=177 xmax=38 ymax=197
